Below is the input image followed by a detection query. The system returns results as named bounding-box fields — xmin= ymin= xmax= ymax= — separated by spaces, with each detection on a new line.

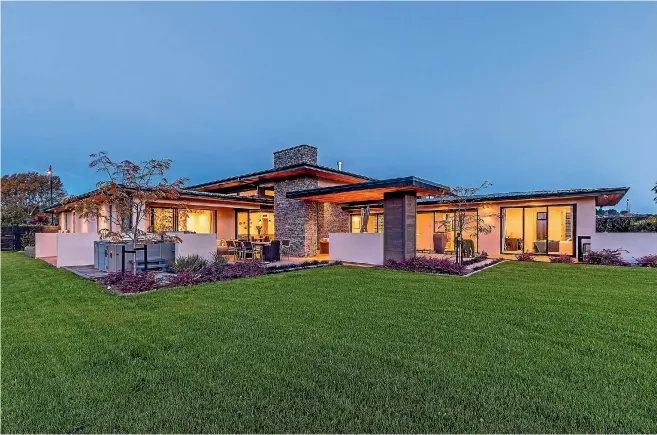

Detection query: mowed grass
xmin=2 ymin=253 xmax=656 ymax=433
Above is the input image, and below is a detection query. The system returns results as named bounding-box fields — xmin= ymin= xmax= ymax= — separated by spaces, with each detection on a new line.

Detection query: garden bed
xmin=382 ymin=256 xmax=505 ymax=277
xmin=102 ymin=258 xmax=339 ymax=294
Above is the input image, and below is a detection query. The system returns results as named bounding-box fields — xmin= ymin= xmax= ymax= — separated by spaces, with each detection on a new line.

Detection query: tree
xmin=435 ymin=181 xmax=498 ymax=265
xmin=1 ymin=172 xmax=66 ymax=225
xmin=71 ymin=152 xmax=187 ymax=272
xmin=652 ymin=180 xmax=656 ymax=204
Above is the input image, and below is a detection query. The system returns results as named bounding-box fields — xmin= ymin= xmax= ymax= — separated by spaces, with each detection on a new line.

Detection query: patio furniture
xmin=263 ymin=240 xmax=281 ymax=262
xmin=280 ymin=239 xmax=291 ymax=259
xmin=226 ymin=240 xmax=238 ymax=259
xmin=241 ymin=241 xmax=256 ymax=261
xmin=433 ymin=233 xmax=447 ymax=253
xmin=534 ymin=240 xmax=547 ymax=254
xmin=319 ymin=238 xmax=329 ymax=255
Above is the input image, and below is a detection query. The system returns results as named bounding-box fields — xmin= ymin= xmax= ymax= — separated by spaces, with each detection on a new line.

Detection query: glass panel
xmin=236 ymin=211 xmax=249 ymax=239
xmin=375 ymin=214 xmax=384 ymax=233
xmin=461 ymin=210 xmax=478 ymax=254
xmin=548 ymin=206 xmax=574 ymax=255
xmin=179 ymin=209 xmax=213 ymax=234
xmin=434 ymin=212 xmax=455 ymax=252
xmin=524 ymin=207 xmax=548 ymax=254
xmin=351 ymin=215 xmax=362 ymax=233
xmin=152 ymin=208 xmax=175 ymax=233
xmin=416 ymin=213 xmax=434 ymax=252
xmin=502 ymin=208 xmax=523 ymax=253
xmin=260 ymin=212 xmax=274 ymax=239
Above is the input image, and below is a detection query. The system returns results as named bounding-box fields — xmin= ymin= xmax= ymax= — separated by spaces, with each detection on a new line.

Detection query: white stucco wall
xmin=591 ymin=233 xmax=657 ymax=261
xmin=35 ymin=233 xmax=58 ymax=258
xmin=56 ymin=233 xmax=100 ymax=267
xmin=329 ymin=233 xmax=384 ymax=265
xmin=168 ymin=233 xmax=217 ymax=261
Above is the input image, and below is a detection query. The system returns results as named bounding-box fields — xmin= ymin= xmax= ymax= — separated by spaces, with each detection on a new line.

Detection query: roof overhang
xmin=190 ymin=164 xmax=373 ymax=192
xmin=286 ymin=177 xmax=450 ymax=203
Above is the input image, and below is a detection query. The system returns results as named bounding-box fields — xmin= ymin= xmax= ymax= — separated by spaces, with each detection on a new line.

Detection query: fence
xmin=1 ymin=226 xmax=59 ymax=251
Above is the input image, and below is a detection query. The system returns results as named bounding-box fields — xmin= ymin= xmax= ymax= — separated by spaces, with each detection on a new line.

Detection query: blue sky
xmin=2 ymin=2 xmax=656 ymax=211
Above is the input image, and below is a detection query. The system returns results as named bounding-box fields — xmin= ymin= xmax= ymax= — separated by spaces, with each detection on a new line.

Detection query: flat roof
xmin=417 ymin=186 xmax=630 ymax=207
xmin=286 ymin=176 xmax=450 ymax=203
xmin=188 ymin=163 xmax=374 ymax=192
xmin=45 ymin=187 xmax=272 ymax=212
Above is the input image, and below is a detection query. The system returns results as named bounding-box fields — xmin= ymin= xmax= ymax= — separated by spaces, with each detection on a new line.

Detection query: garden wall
xmin=169 ymin=233 xmax=217 ymax=261
xmin=35 ymin=233 xmax=58 ymax=258
xmin=590 ymin=233 xmax=657 ymax=261
xmin=56 ymin=233 xmax=100 ymax=267
xmin=329 ymin=233 xmax=384 ymax=265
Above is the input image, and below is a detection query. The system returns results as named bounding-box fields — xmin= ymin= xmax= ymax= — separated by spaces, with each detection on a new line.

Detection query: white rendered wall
xmin=55 ymin=233 xmax=100 ymax=267
xmin=591 ymin=233 xmax=657 ymax=262
xmin=168 ymin=233 xmax=217 ymax=261
xmin=35 ymin=233 xmax=58 ymax=258
xmin=329 ymin=233 xmax=384 ymax=265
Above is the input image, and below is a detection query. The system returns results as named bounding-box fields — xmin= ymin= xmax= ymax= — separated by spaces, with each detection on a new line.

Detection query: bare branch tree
xmin=70 ymin=152 xmax=188 ymax=272
xmin=435 ymin=181 xmax=498 ymax=264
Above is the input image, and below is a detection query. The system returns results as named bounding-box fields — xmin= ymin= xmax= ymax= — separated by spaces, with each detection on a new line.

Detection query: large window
xmin=417 ymin=211 xmax=479 ymax=254
xmin=151 ymin=208 xmax=215 ymax=233
xmin=350 ymin=214 xmax=383 ymax=233
xmin=502 ymin=205 xmax=575 ymax=256
xmin=237 ymin=210 xmax=275 ymax=240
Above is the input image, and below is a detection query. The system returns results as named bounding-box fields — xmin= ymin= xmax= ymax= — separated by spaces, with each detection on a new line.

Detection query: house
xmin=43 ymin=144 xmax=630 ymax=266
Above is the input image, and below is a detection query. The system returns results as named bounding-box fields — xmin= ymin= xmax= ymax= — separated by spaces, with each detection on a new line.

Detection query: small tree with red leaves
xmin=71 ymin=152 xmax=187 ymax=272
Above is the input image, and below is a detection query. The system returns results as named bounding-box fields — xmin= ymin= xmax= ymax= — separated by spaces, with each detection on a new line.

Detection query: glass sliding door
xmin=416 ymin=213 xmax=434 ymax=252
xmin=434 ymin=212 xmax=455 ymax=252
xmin=548 ymin=205 xmax=574 ymax=255
xmin=501 ymin=204 xmax=575 ymax=256
xmin=236 ymin=210 xmax=275 ymax=240
xmin=502 ymin=208 xmax=524 ymax=253
xmin=524 ymin=207 xmax=548 ymax=254
xmin=350 ymin=214 xmax=382 ymax=233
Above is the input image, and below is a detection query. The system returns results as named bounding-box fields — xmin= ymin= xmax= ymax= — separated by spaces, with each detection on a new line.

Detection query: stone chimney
xmin=273 ymin=145 xmax=318 ymax=168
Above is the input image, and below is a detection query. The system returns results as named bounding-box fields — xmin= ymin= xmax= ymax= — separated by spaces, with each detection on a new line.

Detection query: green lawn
xmin=2 ymin=253 xmax=656 ymax=433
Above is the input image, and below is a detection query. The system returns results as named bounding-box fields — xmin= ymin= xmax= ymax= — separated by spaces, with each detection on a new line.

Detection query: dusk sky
xmin=2 ymin=2 xmax=656 ymax=211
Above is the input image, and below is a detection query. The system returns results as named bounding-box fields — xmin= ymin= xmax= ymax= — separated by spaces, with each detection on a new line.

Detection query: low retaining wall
xmin=168 ymin=232 xmax=217 ymax=261
xmin=35 ymin=233 xmax=58 ymax=258
xmin=56 ymin=233 xmax=100 ymax=267
xmin=591 ymin=233 xmax=657 ymax=261
xmin=329 ymin=233 xmax=384 ymax=265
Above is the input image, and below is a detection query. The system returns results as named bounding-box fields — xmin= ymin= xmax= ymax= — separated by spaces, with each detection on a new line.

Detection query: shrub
xmin=635 ymin=254 xmax=657 ymax=268
xmin=549 ymin=255 xmax=574 ymax=263
xmin=211 ymin=251 xmax=228 ymax=265
xmin=165 ymin=271 xmax=197 ymax=288
xmin=191 ymin=262 xmax=267 ymax=285
xmin=584 ymin=249 xmax=630 ymax=266
xmin=169 ymin=254 xmax=208 ymax=273
xmin=383 ymin=257 xmax=466 ymax=276
xmin=100 ymin=272 xmax=158 ymax=293
xmin=21 ymin=231 xmax=36 ymax=248
xmin=515 ymin=252 xmax=535 ymax=262
xmin=596 ymin=215 xmax=657 ymax=233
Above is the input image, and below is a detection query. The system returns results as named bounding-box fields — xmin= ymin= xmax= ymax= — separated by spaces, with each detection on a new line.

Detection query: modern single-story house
xmin=44 ymin=144 xmax=630 ymax=266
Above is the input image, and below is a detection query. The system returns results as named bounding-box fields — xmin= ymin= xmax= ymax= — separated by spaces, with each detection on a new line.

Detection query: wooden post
xmin=383 ymin=191 xmax=417 ymax=262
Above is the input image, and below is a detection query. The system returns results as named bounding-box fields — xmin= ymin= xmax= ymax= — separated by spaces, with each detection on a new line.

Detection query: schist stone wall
xmin=273 ymin=145 xmax=319 ymax=257
xmin=274 ymin=176 xmax=318 ymax=257
xmin=273 ymin=145 xmax=318 ymax=168
xmin=318 ymin=203 xmax=350 ymax=239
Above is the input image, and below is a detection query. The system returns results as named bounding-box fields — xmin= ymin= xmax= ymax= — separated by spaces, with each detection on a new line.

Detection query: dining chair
xmin=280 ymin=239 xmax=291 ymax=259
xmin=226 ymin=240 xmax=237 ymax=260
xmin=242 ymin=241 xmax=255 ymax=261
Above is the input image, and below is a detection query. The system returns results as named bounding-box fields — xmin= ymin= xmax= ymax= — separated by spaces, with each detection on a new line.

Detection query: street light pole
xmin=47 ymin=165 xmax=54 ymax=225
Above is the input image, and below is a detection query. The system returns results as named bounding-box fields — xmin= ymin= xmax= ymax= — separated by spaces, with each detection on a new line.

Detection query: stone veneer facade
xmin=274 ymin=176 xmax=319 ymax=257
xmin=273 ymin=145 xmax=318 ymax=168
xmin=317 ymin=203 xmax=350 ymax=239
xmin=273 ymin=145 xmax=318 ymax=257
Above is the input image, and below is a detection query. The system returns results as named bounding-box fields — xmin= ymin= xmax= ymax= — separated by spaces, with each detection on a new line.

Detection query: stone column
xmin=274 ymin=177 xmax=318 ymax=257
xmin=383 ymin=191 xmax=417 ymax=262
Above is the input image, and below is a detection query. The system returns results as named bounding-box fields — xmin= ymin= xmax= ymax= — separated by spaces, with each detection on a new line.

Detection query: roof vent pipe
xmin=337 ymin=161 xmax=343 ymax=171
